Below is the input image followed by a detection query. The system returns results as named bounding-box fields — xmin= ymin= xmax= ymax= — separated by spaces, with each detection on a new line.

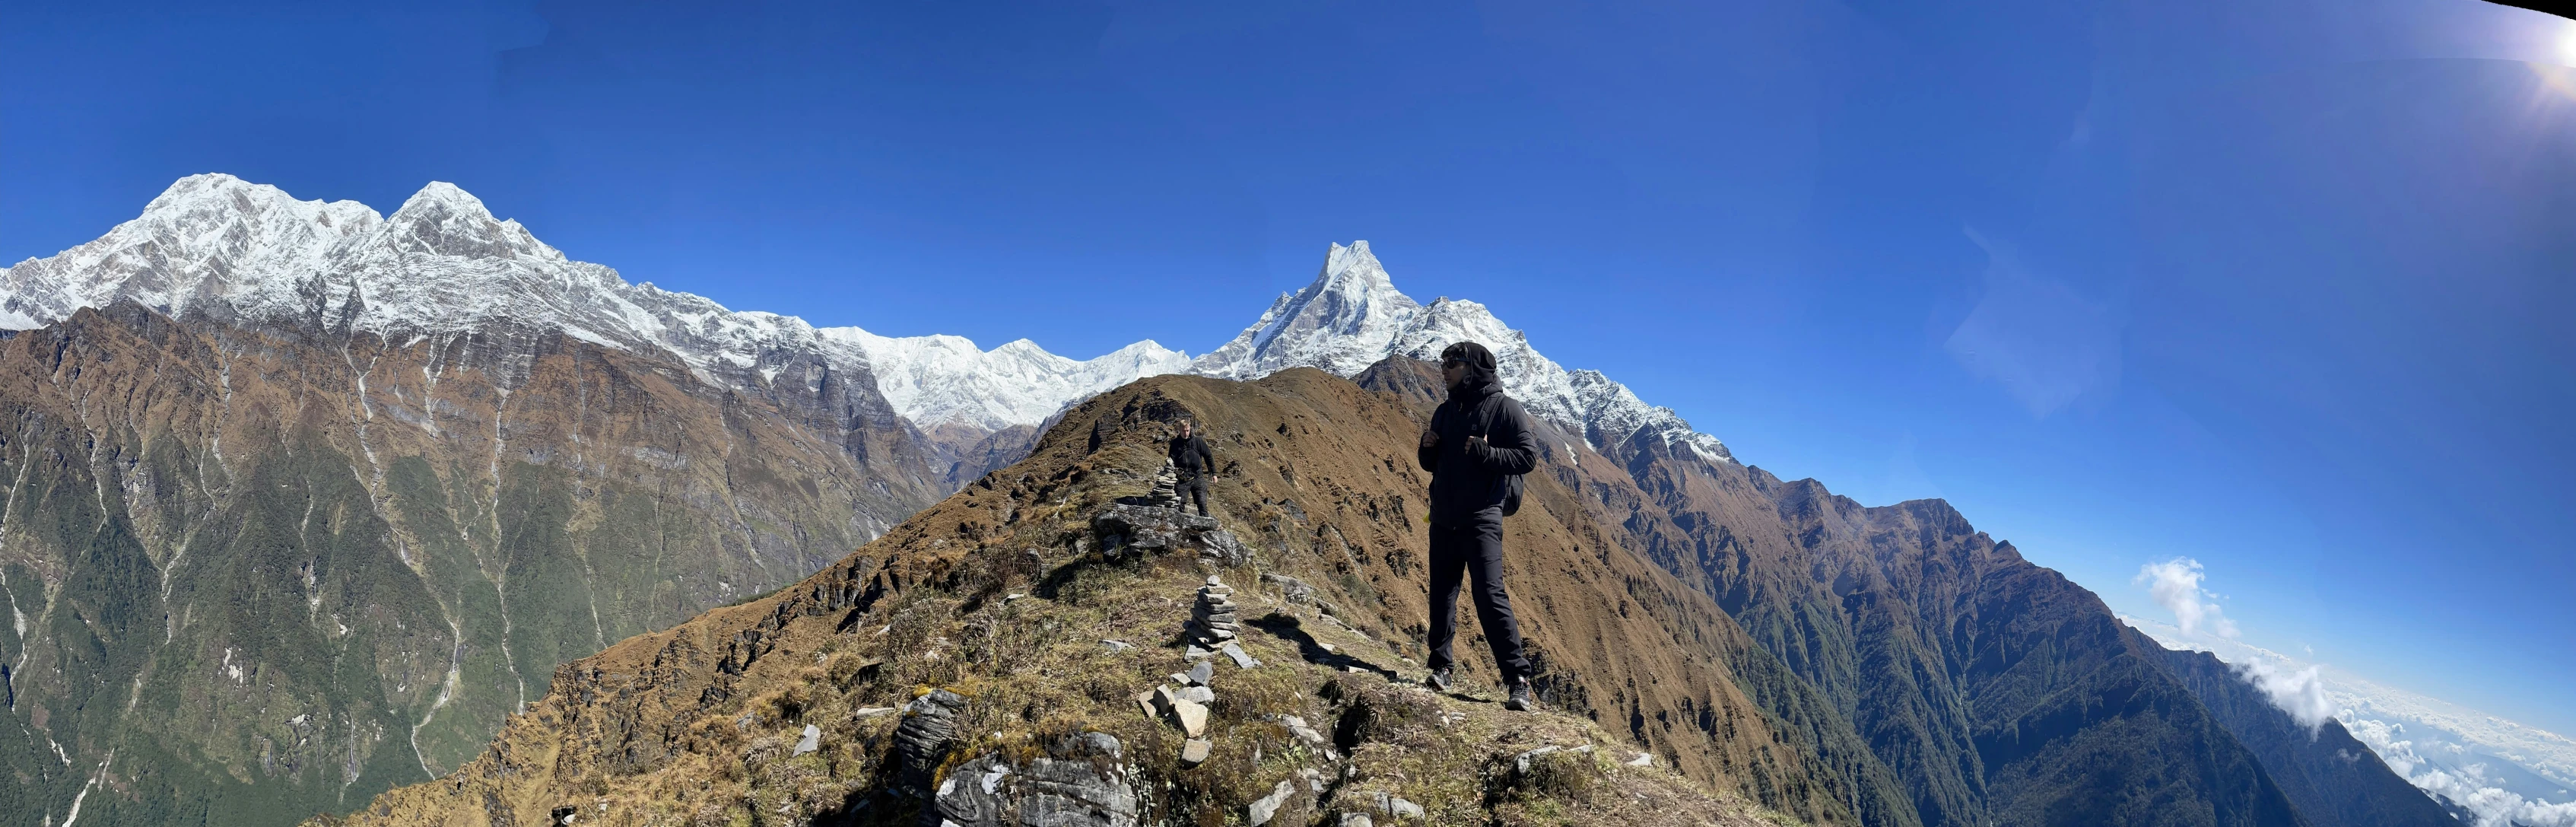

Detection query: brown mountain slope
xmin=0 ymin=302 xmax=940 ymax=825
xmin=1352 ymin=357 xmax=1924 ymax=827
xmin=318 ymin=367 xmax=1882 ymax=826
xmin=1381 ymin=346 xmax=2314 ymax=827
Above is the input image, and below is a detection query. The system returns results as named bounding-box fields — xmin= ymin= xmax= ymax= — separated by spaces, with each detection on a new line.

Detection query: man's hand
xmin=1420 ymin=428 xmax=1440 ymax=449
xmin=1466 ymin=435 xmax=1488 ymax=453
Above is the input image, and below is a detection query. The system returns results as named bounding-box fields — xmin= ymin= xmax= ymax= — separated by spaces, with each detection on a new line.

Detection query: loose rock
xmin=1513 ymin=745 xmax=1564 ymax=777
xmin=1221 ymin=641 xmax=1260 ymax=670
xmin=1371 ymin=792 xmax=1425 ymax=821
xmin=1180 ymin=738 xmax=1212 ymax=768
xmin=1248 ymin=779 xmax=1298 ymax=826
xmin=1170 ymin=698 xmax=1209 ymax=738
xmin=792 ymin=724 xmax=820 ymax=756
xmin=1261 ymin=573 xmax=1316 ymax=604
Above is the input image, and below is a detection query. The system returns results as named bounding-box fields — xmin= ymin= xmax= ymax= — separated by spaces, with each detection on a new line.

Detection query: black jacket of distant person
xmin=1416 ymin=349 xmax=1541 ymax=526
xmin=1168 ymin=429 xmax=1215 ymax=481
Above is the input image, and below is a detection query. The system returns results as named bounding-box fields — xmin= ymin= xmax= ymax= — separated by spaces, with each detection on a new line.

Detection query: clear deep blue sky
xmin=6 ymin=0 xmax=2571 ymax=731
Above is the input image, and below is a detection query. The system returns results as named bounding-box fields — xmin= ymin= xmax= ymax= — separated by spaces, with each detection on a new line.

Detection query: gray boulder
xmin=895 ymin=689 xmax=970 ymax=797
xmin=1092 ymin=504 xmax=1250 ymax=564
xmin=931 ymin=732 xmax=1140 ymax=827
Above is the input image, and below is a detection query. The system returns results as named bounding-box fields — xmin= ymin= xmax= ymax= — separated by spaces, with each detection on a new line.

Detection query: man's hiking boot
xmin=1504 ymin=678 xmax=1538 ymax=712
xmin=1426 ymin=666 xmax=1454 ymax=692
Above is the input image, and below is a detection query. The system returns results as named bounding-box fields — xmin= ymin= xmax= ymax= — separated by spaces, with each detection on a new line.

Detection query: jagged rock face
xmin=0 ymin=302 xmax=939 ymax=826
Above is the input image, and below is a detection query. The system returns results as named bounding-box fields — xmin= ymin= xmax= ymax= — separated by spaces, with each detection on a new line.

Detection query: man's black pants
xmin=1426 ymin=519 xmax=1530 ymax=683
xmin=1180 ymin=475 xmax=1209 ymax=517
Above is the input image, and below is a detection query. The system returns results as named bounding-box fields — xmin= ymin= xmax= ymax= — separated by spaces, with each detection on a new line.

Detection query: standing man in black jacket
xmin=1416 ymin=341 xmax=1544 ymax=711
xmin=1169 ymin=418 xmax=1216 ymax=517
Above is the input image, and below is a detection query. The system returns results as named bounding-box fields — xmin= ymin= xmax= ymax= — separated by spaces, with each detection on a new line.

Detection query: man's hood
xmin=1444 ymin=341 xmax=1503 ymax=399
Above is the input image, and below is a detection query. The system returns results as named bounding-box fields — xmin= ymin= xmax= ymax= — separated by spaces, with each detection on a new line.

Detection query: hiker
xmin=1169 ymin=418 xmax=1216 ymax=517
xmin=1416 ymin=341 xmax=1542 ymax=711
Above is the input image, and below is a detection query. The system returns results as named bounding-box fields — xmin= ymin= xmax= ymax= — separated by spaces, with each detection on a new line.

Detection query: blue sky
xmin=5 ymin=0 xmax=2571 ymax=733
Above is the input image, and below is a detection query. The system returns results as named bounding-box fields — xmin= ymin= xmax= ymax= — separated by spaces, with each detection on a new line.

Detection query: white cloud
xmin=2125 ymin=615 xmax=2576 ymax=826
xmin=2343 ymin=716 xmax=2576 ymax=827
xmin=2231 ymin=657 xmax=2336 ymax=733
xmin=2134 ymin=557 xmax=2239 ymax=638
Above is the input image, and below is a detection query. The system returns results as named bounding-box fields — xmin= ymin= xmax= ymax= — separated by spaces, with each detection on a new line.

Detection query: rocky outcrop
xmin=1089 ymin=504 xmax=1248 ymax=565
xmin=896 ymin=689 xmax=971 ymax=797
xmin=930 ymin=732 xmax=1140 ymax=827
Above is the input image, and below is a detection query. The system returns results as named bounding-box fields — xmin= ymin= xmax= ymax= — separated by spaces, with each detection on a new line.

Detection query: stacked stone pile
xmin=1186 ymin=575 xmax=1240 ymax=650
xmin=1148 ymin=460 xmax=1181 ymax=508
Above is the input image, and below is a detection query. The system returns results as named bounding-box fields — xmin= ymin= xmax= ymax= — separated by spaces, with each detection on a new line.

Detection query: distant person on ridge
xmin=1416 ymin=341 xmax=1542 ymax=711
xmin=1169 ymin=418 xmax=1215 ymax=517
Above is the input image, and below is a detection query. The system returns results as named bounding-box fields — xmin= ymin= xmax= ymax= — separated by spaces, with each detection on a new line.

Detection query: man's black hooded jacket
xmin=1416 ymin=345 xmax=1542 ymax=526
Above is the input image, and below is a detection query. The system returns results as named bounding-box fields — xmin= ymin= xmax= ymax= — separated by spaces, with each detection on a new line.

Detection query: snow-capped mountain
xmin=0 ymin=173 xmax=1183 ymax=431
xmin=817 ymin=329 xmax=1190 ymax=433
xmin=1192 ymin=240 xmax=1736 ymax=465
xmin=1 ymin=176 xmax=1728 ymax=467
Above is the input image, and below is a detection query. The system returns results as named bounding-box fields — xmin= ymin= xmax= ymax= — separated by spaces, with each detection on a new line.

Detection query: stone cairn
xmin=1186 ymin=574 xmax=1239 ymax=652
xmin=1148 ymin=460 xmax=1181 ymax=509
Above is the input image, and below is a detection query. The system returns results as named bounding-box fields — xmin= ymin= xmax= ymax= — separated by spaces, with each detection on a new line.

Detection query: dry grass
xmin=319 ymin=372 xmax=1819 ymax=827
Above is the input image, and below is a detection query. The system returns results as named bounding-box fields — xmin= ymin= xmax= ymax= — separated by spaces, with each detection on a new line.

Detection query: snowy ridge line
xmin=0 ymin=177 xmax=1729 ymax=463
xmin=1186 ymin=240 xmax=1736 ymax=466
xmin=0 ymin=173 xmax=1186 ymax=431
